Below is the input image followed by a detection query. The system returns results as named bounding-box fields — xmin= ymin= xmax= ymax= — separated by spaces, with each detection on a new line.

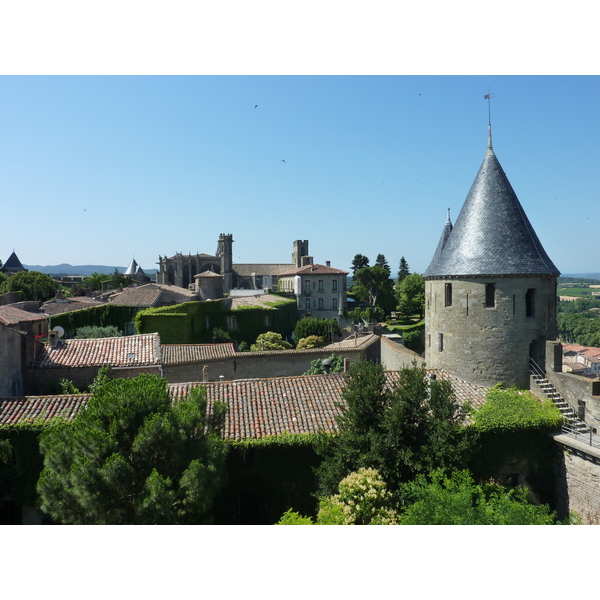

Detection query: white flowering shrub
xmin=317 ymin=468 xmax=399 ymax=525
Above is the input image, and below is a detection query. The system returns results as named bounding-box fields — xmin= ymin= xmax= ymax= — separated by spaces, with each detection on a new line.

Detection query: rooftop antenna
xmin=484 ymin=87 xmax=495 ymax=154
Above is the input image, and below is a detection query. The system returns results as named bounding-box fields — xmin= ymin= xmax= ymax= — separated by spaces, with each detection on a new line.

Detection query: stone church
xmin=424 ymin=126 xmax=560 ymax=388
xmin=157 ymin=236 xmax=313 ymax=294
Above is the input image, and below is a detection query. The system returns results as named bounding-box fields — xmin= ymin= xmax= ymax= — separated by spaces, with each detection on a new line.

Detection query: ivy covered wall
xmin=134 ymin=297 xmax=298 ymax=345
xmin=50 ymin=305 xmax=140 ymax=338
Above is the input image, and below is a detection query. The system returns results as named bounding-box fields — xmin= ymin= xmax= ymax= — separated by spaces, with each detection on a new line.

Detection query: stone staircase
xmin=530 ymin=370 xmax=589 ymax=434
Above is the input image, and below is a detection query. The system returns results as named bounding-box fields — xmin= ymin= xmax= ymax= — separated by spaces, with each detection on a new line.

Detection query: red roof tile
xmin=30 ymin=333 xmax=161 ymax=368
xmin=0 ymin=394 xmax=91 ymax=425
xmin=1 ymin=371 xmax=489 ymax=437
xmin=0 ymin=305 xmax=46 ymax=326
xmin=162 ymin=343 xmax=236 ymax=365
xmin=278 ymin=263 xmax=349 ymax=277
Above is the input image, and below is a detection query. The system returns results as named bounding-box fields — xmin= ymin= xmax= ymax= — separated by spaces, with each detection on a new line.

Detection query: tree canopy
xmin=250 ymin=331 xmax=292 ymax=351
xmin=395 ymin=272 xmax=425 ymax=319
xmin=315 ymin=361 xmax=474 ymax=497
xmin=293 ymin=317 xmax=340 ymax=344
xmin=352 ymin=265 xmax=394 ymax=310
xmin=350 ymin=254 xmax=369 ymax=275
xmin=37 ymin=374 xmax=228 ymax=524
xmin=375 ymin=254 xmax=391 ymax=275
xmin=400 ymin=469 xmax=557 ymax=525
xmin=0 ymin=270 xmax=57 ymax=302
xmin=397 ymin=257 xmax=410 ymax=284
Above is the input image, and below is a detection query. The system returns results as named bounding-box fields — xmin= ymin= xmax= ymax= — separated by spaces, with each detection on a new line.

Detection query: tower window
xmin=485 ymin=283 xmax=495 ymax=308
xmin=438 ymin=333 xmax=444 ymax=352
xmin=526 ymin=288 xmax=535 ymax=317
xmin=445 ymin=283 xmax=452 ymax=307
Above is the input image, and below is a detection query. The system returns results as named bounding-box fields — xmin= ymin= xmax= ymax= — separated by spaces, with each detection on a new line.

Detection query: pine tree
xmin=397 ymin=257 xmax=410 ymax=284
xmin=37 ymin=374 xmax=228 ymax=524
xmin=375 ymin=254 xmax=391 ymax=275
xmin=350 ymin=254 xmax=370 ymax=275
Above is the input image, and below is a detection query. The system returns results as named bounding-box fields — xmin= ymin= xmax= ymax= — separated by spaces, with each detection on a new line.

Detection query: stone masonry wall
xmin=425 ymin=275 xmax=557 ymax=388
xmin=380 ymin=336 xmax=424 ymax=371
xmin=164 ymin=337 xmax=380 ymax=383
xmin=553 ymin=436 xmax=600 ymax=524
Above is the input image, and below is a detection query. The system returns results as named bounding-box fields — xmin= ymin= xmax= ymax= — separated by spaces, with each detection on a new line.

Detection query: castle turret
xmin=424 ymin=129 xmax=560 ymax=388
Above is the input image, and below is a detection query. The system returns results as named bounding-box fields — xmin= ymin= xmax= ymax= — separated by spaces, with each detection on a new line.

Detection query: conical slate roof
xmin=124 ymin=258 xmax=139 ymax=276
xmin=424 ymin=142 xmax=560 ymax=278
xmin=2 ymin=251 xmax=26 ymax=273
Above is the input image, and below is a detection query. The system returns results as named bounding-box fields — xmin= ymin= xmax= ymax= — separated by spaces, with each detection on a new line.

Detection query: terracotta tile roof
xmin=30 ymin=333 xmax=161 ymax=369
xmin=169 ymin=370 xmax=489 ymax=440
xmin=40 ymin=297 xmax=106 ymax=316
xmin=233 ymin=264 xmax=297 ymax=277
xmin=278 ymin=263 xmax=349 ymax=277
xmin=162 ymin=343 xmax=236 ymax=365
xmin=0 ymin=305 xmax=46 ymax=326
xmin=1 ymin=369 xmax=490 ymax=436
xmin=0 ymin=394 xmax=91 ymax=425
xmin=109 ymin=285 xmax=162 ymax=307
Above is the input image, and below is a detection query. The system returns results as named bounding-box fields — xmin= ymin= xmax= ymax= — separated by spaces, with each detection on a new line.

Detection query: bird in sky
xmin=281 ymin=159 xmax=286 ymax=163
xmin=255 ymin=104 xmax=258 ymax=108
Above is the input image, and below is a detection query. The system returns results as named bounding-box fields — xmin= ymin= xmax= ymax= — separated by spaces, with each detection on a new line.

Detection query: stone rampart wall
xmin=380 ymin=337 xmax=424 ymax=371
xmin=164 ymin=337 xmax=380 ymax=383
xmin=553 ymin=435 xmax=600 ymax=524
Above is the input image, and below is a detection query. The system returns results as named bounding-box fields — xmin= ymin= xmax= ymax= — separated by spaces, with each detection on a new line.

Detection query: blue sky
xmin=1 ymin=75 xmax=598 ymax=276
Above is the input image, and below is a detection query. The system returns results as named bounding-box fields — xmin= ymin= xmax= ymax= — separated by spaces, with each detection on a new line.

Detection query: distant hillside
xmin=560 ymin=273 xmax=600 ymax=283
xmin=23 ymin=264 xmax=158 ymax=277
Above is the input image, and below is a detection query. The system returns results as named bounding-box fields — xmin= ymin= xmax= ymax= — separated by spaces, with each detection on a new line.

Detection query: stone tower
xmin=292 ymin=240 xmax=312 ymax=268
xmin=216 ymin=233 xmax=234 ymax=293
xmin=424 ymin=127 xmax=560 ymax=388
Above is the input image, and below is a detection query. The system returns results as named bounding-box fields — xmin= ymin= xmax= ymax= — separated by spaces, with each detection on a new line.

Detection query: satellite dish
xmin=52 ymin=326 xmax=65 ymax=338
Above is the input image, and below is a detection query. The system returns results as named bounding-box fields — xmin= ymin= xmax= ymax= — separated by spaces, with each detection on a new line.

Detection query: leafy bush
xmin=472 ymin=387 xmax=562 ymax=433
xmin=211 ymin=327 xmax=231 ymax=342
xmin=296 ymin=335 xmax=325 ymax=350
xmin=303 ymin=353 xmax=345 ymax=375
xmin=250 ymin=332 xmax=293 ymax=352
xmin=294 ymin=317 xmax=340 ymax=343
xmin=74 ymin=325 xmax=123 ymax=339
xmin=400 ymin=469 xmax=556 ymax=525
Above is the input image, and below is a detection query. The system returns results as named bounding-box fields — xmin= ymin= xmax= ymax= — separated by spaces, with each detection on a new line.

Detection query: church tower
xmin=424 ymin=126 xmax=560 ymax=388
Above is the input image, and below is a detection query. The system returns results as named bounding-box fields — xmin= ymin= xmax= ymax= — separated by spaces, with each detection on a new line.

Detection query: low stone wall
xmin=25 ymin=365 xmax=163 ymax=395
xmin=164 ymin=336 xmax=380 ymax=383
xmin=553 ymin=434 xmax=600 ymax=524
xmin=546 ymin=369 xmax=600 ymax=431
xmin=380 ymin=336 xmax=424 ymax=371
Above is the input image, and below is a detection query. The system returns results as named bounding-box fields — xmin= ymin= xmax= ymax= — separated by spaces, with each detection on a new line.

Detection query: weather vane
xmin=484 ymin=87 xmax=495 ymax=151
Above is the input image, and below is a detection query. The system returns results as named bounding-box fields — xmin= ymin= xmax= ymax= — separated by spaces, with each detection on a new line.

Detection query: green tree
xmin=315 ymin=361 xmax=474 ymax=497
xmin=211 ymin=327 xmax=232 ymax=342
xmin=293 ymin=317 xmax=341 ymax=344
xmin=37 ymin=374 xmax=228 ymax=524
xmin=296 ymin=335 xmax=325 ymax=350
xmin=374 ymin=254 xmax=391 ymax=275
xmin=74 ymin=325 xmax=123 ymax=339
xmin=350 ymin=254 xmax=370 ymax=275
xmin=397 ymin=257 xmax=410 ymax=284
xmin=399 ymin=469 xmax=556 ymax=525
xmin=0 ymin=270 xmax=57 ymax=302
xmin=395 ymin=272 xmax=425 ymax=319
xmin=352 ymin=266 xmax=392 ymax=309
xmin=82 ymin=272 xmax=110 ymax=291
xmin=250 ymin=331 xmax=293 ymax=351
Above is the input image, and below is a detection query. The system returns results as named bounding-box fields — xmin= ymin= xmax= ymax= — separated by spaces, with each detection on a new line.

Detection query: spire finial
xmin=446 ymin=207 xmax=451 ymax=223
xmin=484 ymin=88 xmax=494 ymax=154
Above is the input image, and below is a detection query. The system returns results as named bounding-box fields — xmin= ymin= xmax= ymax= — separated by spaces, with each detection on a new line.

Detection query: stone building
xmin=424 ymin=127 xmax=560 ymax=388
xmin=156 ymin=236 xmax=312 ymax=294
xmin=278 ymin=262 xmax=348 ymax=319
